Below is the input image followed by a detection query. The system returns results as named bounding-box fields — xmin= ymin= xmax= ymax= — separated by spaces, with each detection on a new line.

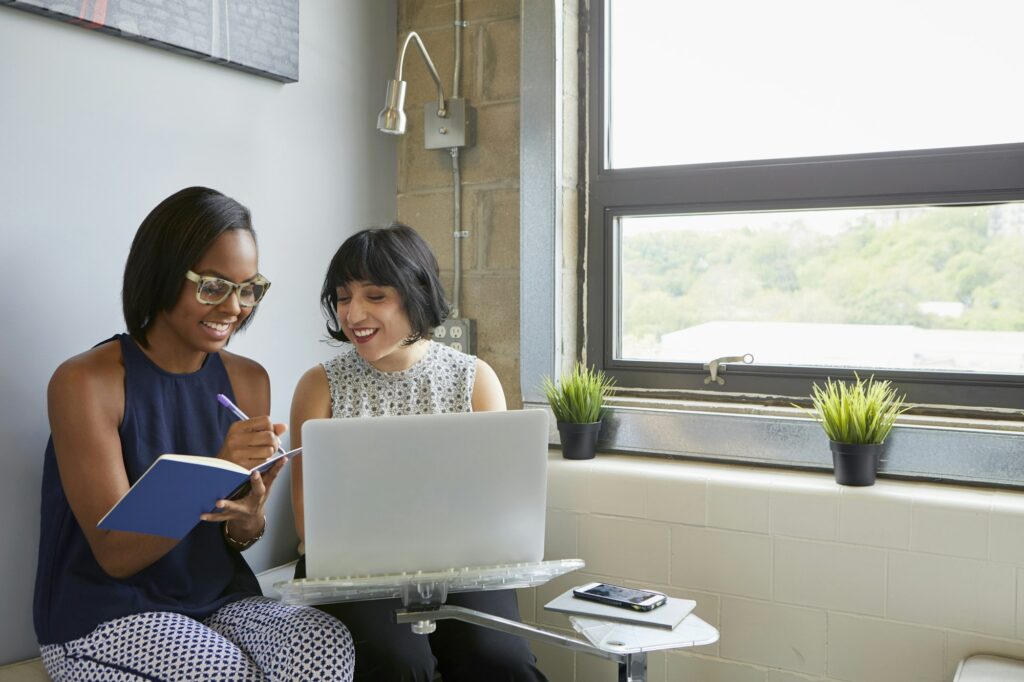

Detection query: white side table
xmin=277 ymin=559 xmax=719 ymax=682
xmin=567 ymin=613 xmax=719 ymax=680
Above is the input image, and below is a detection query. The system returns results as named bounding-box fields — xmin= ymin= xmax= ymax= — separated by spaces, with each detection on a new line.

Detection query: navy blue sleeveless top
xmin=34 ymin=334 xmax=261 ymax=644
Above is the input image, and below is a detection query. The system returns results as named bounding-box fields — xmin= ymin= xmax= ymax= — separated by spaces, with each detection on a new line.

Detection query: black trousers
xmin=295 ymin=556 xmax=548 ymax=682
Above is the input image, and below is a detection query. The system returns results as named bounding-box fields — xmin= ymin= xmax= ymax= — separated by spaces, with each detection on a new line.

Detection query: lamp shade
xmin=377 ymin=79 xmax=408 ymax=135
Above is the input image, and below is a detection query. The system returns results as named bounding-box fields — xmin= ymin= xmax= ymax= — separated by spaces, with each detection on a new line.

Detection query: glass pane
xmin=618 ymin=204 xmax=1024 ymax=374
xmin=608 ymin=0 xmax=1024 ymax=169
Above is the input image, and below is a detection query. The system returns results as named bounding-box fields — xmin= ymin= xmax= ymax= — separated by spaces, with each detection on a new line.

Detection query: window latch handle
xmin=703 ymin=354 xmax=754 ymax=385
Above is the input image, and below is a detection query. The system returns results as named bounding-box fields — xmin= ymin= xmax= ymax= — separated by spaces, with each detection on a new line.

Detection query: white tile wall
xmin=990 ymin=506 xmax=1024 ymax=564
xmin=826 ymin=613 xmax=946 ymax=682
xmin=579 ymin=515 xmax=670 ymax=583
xmin=647 ymin=476 xmax=706 ymax=526
xmin=1016 ymin=567 xmax=1024 ymax=640
xmin=773 ymin=538 xmax=886 ymax=616
xmin=720 ymin=597 xmax=827 ymax=674
xmin=887 ymin=552 xmax=1015 ymax=637
xmin=670 ymin=526 xmax=772 ymax=599
xmin=708 ymin=480 xmax=771 ymax=533
xmin=766 ymin=670 xmax=834 ymax=682
xmin=910 ymin=501 xmax=990 ymax=559
xmin=667 ymin=653 xmax=767 ymax=682
xmin=544 ymin=509 xmax=578 ymax=560
xmin=770 ymin=482 xmax=839 ymax=541
xmin=547 ymin=462 xmax=587 ymax=511
xmin=586 ymin=467 xmax=648 ymax=518
xmin=774 ymin=536 xmax=888 ymax=614
xmin=528 ymin=453 xmax=1024 ymax=682
xmin=838 ymin=489 xmax=912 ymax=549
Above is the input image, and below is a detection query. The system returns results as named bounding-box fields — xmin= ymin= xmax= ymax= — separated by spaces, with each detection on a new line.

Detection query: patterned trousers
xmin=40 ymin=596 xmax=354 ymax=681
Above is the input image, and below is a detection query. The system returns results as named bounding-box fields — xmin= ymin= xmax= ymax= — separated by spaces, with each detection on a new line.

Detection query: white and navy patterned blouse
xmin=323 ymin=341 xmax=476 ymax=418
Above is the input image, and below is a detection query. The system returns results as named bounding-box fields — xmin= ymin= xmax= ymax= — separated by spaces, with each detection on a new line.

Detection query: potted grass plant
xmin=541 ymin=363 xmax=616 ymax=460
xmin=808 ymin=374 xmax=908 ymax=486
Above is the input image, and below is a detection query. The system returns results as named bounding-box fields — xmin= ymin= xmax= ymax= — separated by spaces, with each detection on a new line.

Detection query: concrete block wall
xmin=396 ymin=0 xmax=525 ymax=405
xmin=517 ymin=454 xmax=1024 ymax=682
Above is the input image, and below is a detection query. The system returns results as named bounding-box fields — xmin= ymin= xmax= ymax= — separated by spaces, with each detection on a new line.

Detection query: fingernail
xmin=216 ymin=501 xmax=225 ymax=509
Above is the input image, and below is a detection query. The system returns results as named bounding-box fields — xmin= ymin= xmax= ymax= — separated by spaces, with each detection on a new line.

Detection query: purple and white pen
xmin=216 ymin=393 xmax=249 ymax=421
xmin=216 ymin=393 xmax=285 ymax=455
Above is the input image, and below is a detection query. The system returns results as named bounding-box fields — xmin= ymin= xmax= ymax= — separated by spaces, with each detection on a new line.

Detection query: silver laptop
xmin=302 ymin=409 xmax=549 ymax=578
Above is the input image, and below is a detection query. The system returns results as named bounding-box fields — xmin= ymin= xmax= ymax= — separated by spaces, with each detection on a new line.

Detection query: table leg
xmin=619 ymin=653 xmax=647 ymax=682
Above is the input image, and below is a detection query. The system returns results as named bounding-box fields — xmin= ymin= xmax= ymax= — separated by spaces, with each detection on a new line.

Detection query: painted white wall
xmin=0 ymin=1 xmax=398 ymax=663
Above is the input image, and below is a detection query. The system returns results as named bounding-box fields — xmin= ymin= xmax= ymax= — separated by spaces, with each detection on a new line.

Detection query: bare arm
xmin=48 ymin=348 xmax=180 ymax=578
xmin=289 ymin=365 xmax=332 ymax=542
xmin=471 ymin=358 xmax=507 ymax=412
xmin=206 ymin=352 xmax=288 ymax=546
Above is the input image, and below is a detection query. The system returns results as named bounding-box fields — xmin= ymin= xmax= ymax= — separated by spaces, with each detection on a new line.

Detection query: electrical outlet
xmin=433 ymin=318 xmax=476 ymax=354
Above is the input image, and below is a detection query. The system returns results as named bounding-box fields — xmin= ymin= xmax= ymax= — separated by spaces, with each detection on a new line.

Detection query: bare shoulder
xmin=49 ymin=340 xmax=125 ymax=413
xmin=291 ymin=364 xmax=332 ymax=442
xmin=220 ymin=349 xmax=270 ymax=414
xmin=472 ymin=358 xmax=507 ymax=412
xmin=220 ymin=348 xmax=268 ymax=381
xmin=474 ymin=357 xmax=500 ymax=383
xmin=293 ymin=363 xmax=330 ymax=403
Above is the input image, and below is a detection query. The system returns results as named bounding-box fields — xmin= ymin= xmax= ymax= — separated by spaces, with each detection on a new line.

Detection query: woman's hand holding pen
xmin=204 ymin=418 xmax=287 ymax=540
xmin=207 ymin=394 xmax=287 ymax=542
xmin=216 ymin=416 xmax=286 ymax=469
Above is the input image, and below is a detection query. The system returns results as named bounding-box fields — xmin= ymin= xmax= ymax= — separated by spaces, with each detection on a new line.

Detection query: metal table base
xmin=395 ymin=604 xmax=652 ymax=682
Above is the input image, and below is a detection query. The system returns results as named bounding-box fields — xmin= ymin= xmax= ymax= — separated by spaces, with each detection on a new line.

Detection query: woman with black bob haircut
xmin=34 ymin=186 xmax=354 ymax=681
xmin=289 ymin=222 xmax=548 ymax=681
xmin=319 ymin=222 xmax=450 ymax=345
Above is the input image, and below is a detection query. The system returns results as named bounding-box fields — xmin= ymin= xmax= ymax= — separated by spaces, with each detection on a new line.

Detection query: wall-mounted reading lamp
xmin=377 ymin=19 xmax=476 ymax=343
xmin=377 ymin=31 xmax=474 ymax=150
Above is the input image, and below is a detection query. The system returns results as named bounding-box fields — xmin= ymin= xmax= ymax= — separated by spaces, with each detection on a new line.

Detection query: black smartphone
xmin=572 ymin=582 xmax=667 ymax=611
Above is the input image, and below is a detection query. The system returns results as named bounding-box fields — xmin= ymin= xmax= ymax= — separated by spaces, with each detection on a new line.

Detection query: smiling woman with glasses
xmin=33 ymin=187 xmax=354 ymax=682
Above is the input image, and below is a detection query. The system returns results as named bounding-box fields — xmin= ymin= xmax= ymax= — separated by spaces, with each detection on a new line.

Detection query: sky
xmin=609 ymin=0 xmax=1024 ymax=168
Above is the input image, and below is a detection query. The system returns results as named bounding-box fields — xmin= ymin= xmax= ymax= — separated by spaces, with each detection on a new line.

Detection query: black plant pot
xmin=557 ymin=421 xmax=602 ymax=460
xmin=830 ymin=441 xmax=881 ymax=486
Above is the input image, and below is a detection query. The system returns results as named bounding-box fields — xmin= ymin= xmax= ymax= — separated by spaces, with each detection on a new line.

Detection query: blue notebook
xmin=97 ymin=447 xmax=300 ymax=539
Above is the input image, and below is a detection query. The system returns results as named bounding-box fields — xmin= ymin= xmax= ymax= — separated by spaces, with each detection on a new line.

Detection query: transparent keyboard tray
xmin=276 ymin=559 xmax=585 ymax=606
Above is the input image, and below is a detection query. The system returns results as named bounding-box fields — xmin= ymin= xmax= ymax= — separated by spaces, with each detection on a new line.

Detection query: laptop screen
xmin=302 ymin=409 xmax=550 ymax=578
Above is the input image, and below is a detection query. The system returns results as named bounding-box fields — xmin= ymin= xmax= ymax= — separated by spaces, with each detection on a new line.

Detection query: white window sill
xmin=548 ymin=450 xmax=1024 ymax=514
xmin=530 ymin=400 xmax=1024 ymax=490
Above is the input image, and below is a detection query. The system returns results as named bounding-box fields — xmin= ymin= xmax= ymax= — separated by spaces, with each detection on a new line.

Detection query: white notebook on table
xmin=571 ymin=617 xmax=693 ymax=651
xmin=544 ymin=588 xmax=696 ymax=630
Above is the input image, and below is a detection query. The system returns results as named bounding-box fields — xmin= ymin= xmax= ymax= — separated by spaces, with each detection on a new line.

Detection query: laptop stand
xmin=276 ymin=559 xmax=718 ymax=682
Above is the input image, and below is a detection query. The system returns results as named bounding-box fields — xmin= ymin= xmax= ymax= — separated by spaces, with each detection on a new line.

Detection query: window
xmin=587 ymin=0 xmax=1024 ymax=409
xmin=606 ymin=0 xmax=1024 ymax=170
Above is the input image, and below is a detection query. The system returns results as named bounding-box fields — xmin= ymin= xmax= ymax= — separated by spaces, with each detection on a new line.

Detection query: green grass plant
xmin=542 ymin=363 xmax=616 ymax=424
xmin=809 ymin=374 xmax=908 ymax=445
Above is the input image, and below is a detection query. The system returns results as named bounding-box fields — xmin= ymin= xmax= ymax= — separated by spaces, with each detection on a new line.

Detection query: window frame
xmin=585 ymin=0 xmax=1024 ymax=410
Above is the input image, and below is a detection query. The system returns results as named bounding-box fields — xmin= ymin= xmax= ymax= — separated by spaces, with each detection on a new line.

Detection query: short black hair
xmin=321 ymin=222 xmax=449 ymax=345
xmin=122 ymin=186 xmax=257 ymax=347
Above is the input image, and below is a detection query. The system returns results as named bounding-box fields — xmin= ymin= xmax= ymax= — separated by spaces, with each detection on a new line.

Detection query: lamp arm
xmin=397 ymin=31 xmax=448 ymax=118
